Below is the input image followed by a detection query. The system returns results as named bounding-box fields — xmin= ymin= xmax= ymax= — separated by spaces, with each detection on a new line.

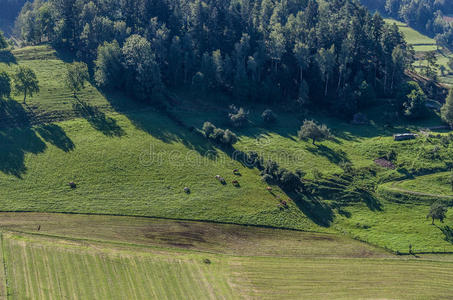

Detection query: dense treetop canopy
xmin=15 ymin=0 xmax=413 ymax=117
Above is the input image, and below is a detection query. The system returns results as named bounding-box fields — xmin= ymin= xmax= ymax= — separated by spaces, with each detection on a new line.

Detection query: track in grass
xmin=3 ymin=232 xmax=236 ymax=300
xmin=233 ymin=256 xmax=453 ymax=300
xmin=1 ymin=228 xmax=453 ymax=300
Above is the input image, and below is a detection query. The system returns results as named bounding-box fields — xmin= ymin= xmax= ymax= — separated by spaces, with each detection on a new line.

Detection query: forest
xmin=11 ymin=0 xmax=416 ymax=119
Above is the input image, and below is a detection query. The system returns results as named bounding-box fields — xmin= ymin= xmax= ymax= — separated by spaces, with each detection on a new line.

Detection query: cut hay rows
xmin=2 ymin=234 xmax=236 ymax=300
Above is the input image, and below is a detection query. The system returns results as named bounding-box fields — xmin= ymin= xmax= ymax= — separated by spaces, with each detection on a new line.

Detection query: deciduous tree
xmin=12 ymin=66 xmax=39 ymax=104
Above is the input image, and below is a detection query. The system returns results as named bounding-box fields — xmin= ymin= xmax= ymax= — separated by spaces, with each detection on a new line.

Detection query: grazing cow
xmin=184 ymin=187 xmax=190 ymax=193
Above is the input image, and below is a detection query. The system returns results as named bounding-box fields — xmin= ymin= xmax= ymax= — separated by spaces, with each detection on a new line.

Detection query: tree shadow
xmin=291 ymin=192 xmax=335 ymax=227
xmin=100 ymin=91 xmax=219 ymax=157
xmin=35 ymin=124 xmax=75 ymax=152
xmin=362 ymin=190 xmax=383 ymax=211
xmin=0 ymin=99 xmax=46 ymax=177
xmin=72 ymin=99 xmax=125 ymax=137
xmin=0 ymin=49 xmax=17 ymax=65
xmin=306 ymin=144 xmax=350 ymax=165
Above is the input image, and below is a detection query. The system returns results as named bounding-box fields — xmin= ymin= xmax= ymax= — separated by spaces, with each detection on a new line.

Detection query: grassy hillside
xmin=385 ymin=18 xmax=453 ymax=85
xmin=2 ymin=45 xmax=453 ymax=253
xmin=384 ymin=19 xmax=438 ymax=52
xmin=0 ymin=46 xmax=326 ymax=232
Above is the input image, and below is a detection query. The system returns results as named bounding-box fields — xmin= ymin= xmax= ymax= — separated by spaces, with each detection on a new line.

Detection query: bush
xmin=261 ymin=174 xmax=274 ymax=184
xmin=228 ymin=104 xmax=249 ymax=127
xmin=222 ymin=129 xmax=238 ymax=145
xmin=201 ymin=121 xmax=238 ymax=146
xmin=262 ymin=109 xmax=277 ymax=123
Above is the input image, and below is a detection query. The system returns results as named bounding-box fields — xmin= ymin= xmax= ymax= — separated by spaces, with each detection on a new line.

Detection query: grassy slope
xmin=2 ymin=45 xmax=453 ymax=253
xmin=384 ymin=18 xmax=453 ymax=85
xmin=0 ymin=46 xmax=324 ymax=232
xmin=179 ymin=102 xmax=453 ymax=253
xmin=1 ymin=216 xmax=453 ymax=300
xmin=393 ymin=172 xmax=453 ymax=196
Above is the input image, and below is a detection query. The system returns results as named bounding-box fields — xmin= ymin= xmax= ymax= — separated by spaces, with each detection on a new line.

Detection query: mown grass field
xmin=2 ymin=232 xmax=236 ymax=300
xmin=234 ymin=256 xmax=453 ymax=299
xmin=0 ymin=217 xmax=452 ymax=300
xmin=0 ymin=212 xmax=386 ymax=258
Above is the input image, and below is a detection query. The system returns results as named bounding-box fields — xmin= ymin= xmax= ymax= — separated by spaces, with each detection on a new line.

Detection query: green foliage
xmin=423 ymin=51 xmax=439 ymax=80
xmin=202 ymin=121 xmax=238 ymax=146
xmin=298 ymin=120 xmax=330 ymax=145
xmin=14 ymin=0 xmax=412 ymax=115
xmin=64 ymin=62 xmax=89 ymax=97
xmin=94 ymin=40 xmax=123 ymax=89
xmin=122 ymin=34 xmax=161 ymax=101
xmin=12 ymin=65 xmax=39 ymax=103
xmin=427 ymin=201 xmax=448 ymax=225
xmin=403 ymin=86 xmax=427 ymax=119
xmin=0 ymin=71 xmax=11 ymax=98
xmin=228 ymin=105 xmax=249 ymax=128
xmin=441 ymin=88 xmax=453 ymax=127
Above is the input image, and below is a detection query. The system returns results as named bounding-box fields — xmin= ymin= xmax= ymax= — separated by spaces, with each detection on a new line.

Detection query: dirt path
xmin=388 ymin=181 xmax=453 ymax=199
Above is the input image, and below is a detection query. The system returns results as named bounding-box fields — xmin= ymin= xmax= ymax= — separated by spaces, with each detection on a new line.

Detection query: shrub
xmin=262 ymin=109 xmax=277 ymax=123
xmin=228 ymin=104 xmax=249 ymax=127
xmin=262 ymin=174 xmax=274 ymax=184
xmin=222 ymin=129 xmax=238 ymax=145
xmin=201 ymin=122 xmax=237 ymax=146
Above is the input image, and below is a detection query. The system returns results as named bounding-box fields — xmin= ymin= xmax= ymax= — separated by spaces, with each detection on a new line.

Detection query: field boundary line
xmin=0 ymin=233 xmax=8 ymax=300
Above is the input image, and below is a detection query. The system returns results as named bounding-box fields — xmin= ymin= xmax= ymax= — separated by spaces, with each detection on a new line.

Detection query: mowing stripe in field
xmin=0 ymin=235 xmax=7 ymax=300
xmin=2 ymin=233 xmax=237 ymax=300
xmin=232 ymin=256 xmax=453 ymax=300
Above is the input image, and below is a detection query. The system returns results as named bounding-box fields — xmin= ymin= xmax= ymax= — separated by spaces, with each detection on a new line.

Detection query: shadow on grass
xmin=0 ymin=99 xmax=46 ymax=177
xmin=36 ymin=124 xmax=75 ymax=152
xmin=0 ymin=50 xmax=17 ymax=65
xmin=362 ymin=191 xmax=383 ymax=211
xmin=291 ymin=192 xmax=335 ymax=227
xmin=101 ymin=91 xmax=219 ymax=157
xmin=306 ymin=144 xmax=350 ymax=165
xmin=72 ymin=98 xmax=125 ymax=137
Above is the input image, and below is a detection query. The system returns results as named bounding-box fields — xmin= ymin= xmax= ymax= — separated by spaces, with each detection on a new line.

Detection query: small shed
xmin=393 ymin=133 xmax=416 ymax=141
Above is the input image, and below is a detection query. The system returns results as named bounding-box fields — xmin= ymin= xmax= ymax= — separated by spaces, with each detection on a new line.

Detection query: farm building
xmin=393 ymin=133 xmax=417 ymax=141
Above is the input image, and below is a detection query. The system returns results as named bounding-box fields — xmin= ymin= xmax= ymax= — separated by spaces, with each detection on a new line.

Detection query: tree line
xmin=13 ymin=0 xmax=414 ymax=119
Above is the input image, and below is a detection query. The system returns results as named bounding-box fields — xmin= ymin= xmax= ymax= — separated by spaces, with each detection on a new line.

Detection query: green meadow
xmin=1 ymin=43 xmax=453 ymax=298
